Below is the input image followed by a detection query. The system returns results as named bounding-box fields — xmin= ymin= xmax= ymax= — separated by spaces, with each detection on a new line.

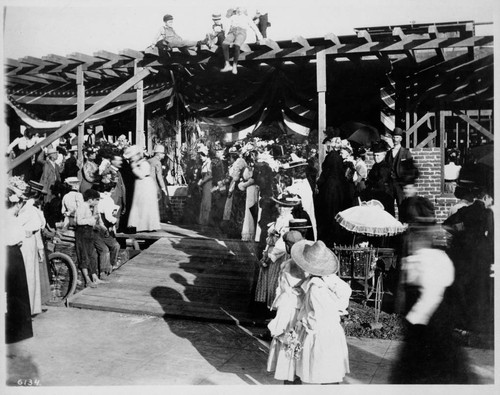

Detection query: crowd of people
xmin=5 ymin=120 xmax=494 ymax=384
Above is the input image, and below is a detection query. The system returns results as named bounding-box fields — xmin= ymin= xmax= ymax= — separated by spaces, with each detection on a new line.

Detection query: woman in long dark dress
xmin=362 ymin=141 xmax=395 ymax=215
xmin=5 ymin=187 xmax=33 ymax=344
xmin=316 ymin=137 xmax=349 ymax=246
xmin=253 ymin=153 xmax=279 ymax=257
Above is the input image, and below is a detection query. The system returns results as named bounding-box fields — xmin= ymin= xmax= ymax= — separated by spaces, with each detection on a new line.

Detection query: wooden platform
xmin=69 ymin=225 xmax=262 ymax=325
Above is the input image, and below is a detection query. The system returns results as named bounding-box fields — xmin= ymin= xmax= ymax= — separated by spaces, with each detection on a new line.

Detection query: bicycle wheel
xmin=48 ymin=252 xmax=78 ymax=303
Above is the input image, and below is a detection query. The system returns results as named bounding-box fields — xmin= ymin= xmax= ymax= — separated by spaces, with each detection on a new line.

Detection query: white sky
xmin=1 ymin=0 xmax=498 ymax=60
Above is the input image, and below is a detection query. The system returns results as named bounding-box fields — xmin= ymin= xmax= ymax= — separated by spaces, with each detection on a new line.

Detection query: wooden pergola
xmin=5 ymin=20 xmax=493 ymax=172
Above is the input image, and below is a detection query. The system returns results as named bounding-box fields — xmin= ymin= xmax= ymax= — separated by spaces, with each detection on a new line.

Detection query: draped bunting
xmin=9 ymin=63 xmax=319 ymax=137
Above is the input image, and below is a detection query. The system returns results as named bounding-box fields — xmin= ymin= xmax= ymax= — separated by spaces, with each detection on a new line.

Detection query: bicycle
xmin=43 ymin=228 xmax=78 ymax=304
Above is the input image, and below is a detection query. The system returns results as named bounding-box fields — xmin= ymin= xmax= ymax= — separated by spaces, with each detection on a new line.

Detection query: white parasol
xmin=335 ymin=200 xmax=407 ymax=236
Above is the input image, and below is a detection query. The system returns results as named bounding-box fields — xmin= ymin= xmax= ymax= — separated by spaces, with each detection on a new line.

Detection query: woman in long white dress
xmin=124 ymin=146 xmax=161 ymax=232
xmin=291 ymin=240 xmax=352 ymax=384
xmin=17 ymin=194 xmax=46 ymax=315
xmin=239 ymin=164 xmax=258 ymax=241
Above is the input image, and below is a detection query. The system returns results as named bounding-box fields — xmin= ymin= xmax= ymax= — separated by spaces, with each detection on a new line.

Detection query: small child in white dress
xmin=291 ymin=240 xmax=352 ymax=384
xmin=266 ymin=231 xmax=306 ymax=383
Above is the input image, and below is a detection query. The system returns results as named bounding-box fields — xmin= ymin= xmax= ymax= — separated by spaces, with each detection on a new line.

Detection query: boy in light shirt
xmin=61 ymin=177 xmax=84 ymax=229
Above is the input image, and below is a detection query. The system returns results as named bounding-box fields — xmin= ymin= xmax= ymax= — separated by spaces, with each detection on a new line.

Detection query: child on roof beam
xmin=151 ymin=14 xmax=203 ymax=56
xmin=221 ymin=7 xmax=264 ymax=75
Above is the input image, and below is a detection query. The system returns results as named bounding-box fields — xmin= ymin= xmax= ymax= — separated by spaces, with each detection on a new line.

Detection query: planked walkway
xmin=69 ymin=224 xmax=262 ymax=325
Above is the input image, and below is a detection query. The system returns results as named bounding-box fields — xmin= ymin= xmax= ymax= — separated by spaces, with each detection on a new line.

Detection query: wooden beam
xmin=41 ymin=54 xmax=81 ymax=73
xmin=454 ymin=110 xmax=494 ymax=140
xmin=439 ymin=111 xmax=445 ymax=193
xmin=415 ymin=131 xmax=437 ymax=148
xmin=77 ymin=65 xmax=85 ymax=163
xmin=135 ymin=60 xmax=145 ymax=149
xmin=357 ymin=30 xmax=372 ymax=43
xmin=119 ymin=49 xmax=145 ymax=60
xmin=6 ymin=74 xmax=52 ymax=85
xmin=316 ymin=50 xmax=327 ymax=176
xmin=8 ymin=68 xmax=151 ymax=171
xmin=405 ymin=112 xmax=432 ymax=145
xmin=428 ymin=26 xmax=445 ymax=62
xmin=292 ymin=36 xmax=312 ymax=49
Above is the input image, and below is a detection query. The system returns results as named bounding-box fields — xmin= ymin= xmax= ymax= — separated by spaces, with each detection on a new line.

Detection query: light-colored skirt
xmin=128 ymin=177 xmax=161 ymax=232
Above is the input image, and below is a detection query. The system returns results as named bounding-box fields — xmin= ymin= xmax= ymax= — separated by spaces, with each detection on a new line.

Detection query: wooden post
xmin=76 ymin=65 xmax=85 ymax=163
xmin=439 ymin=110 xmax=445 ymax=193
xmin=8 ymin=68 xmax=151 ymax=171
xmin=147 ymin=119 xmax=153 ymax=155
xmin=134 ymin=60 xmax=145 ymax=150
xmin=316 ymin=50 xmax=327 ymax=176
xmin=405 ymin=112 xmax=410 ymax=147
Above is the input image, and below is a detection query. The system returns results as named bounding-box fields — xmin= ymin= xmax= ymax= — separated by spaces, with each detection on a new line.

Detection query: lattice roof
xmin=5 ymin=20 xmax=494 ymax=130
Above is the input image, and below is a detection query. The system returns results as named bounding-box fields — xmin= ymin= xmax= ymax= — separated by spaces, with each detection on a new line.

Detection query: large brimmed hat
xmin=291 ymin=240 xmax=339 ymax=276
xmin=371 ymin=140 xmax=390 ymax=153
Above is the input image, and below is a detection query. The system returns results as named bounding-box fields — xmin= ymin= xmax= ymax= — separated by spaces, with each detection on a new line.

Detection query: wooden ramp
xmin=68 ymin=231 xmax=261 ymax=325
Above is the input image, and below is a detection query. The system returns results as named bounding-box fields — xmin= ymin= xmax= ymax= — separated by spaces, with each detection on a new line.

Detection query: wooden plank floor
xmin=69 ymin=225 xmax=262 ymax=325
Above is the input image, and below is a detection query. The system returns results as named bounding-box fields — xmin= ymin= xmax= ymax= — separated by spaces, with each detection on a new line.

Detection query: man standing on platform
xmin=109 ymin=150 xmax=127 ymax=232
xmin=149 ymin=145 xmax=169 ymax=214
xmin=39 ymin=146 xmax=61 ymax=204
xmin=386 ymin=127 xmax=412 ymax=215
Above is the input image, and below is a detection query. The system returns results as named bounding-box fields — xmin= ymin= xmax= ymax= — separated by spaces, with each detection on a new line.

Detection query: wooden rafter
xmin=8 ymin=67 xmax=152 ymax=171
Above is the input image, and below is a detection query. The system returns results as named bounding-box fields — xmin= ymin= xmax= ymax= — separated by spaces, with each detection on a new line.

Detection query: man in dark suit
xmin=39 ymin=146 xmax=61 ymax=204
xmin=386 ymin=127 xmax=412 ymax=214
xmin=109 ymin=150 xmax=127 ymax=231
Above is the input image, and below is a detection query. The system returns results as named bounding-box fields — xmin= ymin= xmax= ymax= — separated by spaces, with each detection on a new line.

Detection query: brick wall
xmin=365 ymin=147 xmax=457 ymax=223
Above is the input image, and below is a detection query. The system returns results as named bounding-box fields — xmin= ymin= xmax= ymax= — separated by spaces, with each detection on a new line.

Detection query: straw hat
xmin=291 ymin=240 xmax=339 ymax=276
xmin=65 ymin=176 xmax=80 ymax=184
xmin=123 ymin=145 xmax=141 ymax=159
xmin=45 ymin=146 xmax=58 ymax=155
xmin=27 ymin=180 xmax=46 ymax=194
xmin=272 ymin=192 xmax=301 ymax=207
xmin=153 ymin=145 xmax=165 ymax=154
xmin=289 ymin=218 xmax=312 ymax=230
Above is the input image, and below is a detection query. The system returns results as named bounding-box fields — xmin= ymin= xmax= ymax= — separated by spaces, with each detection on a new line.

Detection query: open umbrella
xmin=469 ymin=143 xmax=493 ymax=168
xmin=339 ymin=121 xmax=380 ymax=148
xmin=335 ymin=200 xmax=407 ymax=237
